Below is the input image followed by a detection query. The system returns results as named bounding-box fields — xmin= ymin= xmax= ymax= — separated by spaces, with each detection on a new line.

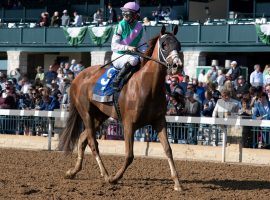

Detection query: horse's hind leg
xmin=153 ymin=118 xmax=183 ymax=191
xmin=65 ymin=131 xmax=88 ymax=179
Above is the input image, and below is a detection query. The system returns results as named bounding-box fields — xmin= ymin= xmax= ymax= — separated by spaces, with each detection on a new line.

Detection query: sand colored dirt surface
xmin=0 ymin=148 xmax=270 ymax=200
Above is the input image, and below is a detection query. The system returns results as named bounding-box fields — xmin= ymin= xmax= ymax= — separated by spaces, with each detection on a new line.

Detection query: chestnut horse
xmin=59 ymin=25 xmax=184 ymax=191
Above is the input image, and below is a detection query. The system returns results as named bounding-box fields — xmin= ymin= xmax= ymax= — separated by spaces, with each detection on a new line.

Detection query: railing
xmin=1 ymin=109 xmax=270 ymax=159
xmin=0 ymin=24 xmax=262 ymax=52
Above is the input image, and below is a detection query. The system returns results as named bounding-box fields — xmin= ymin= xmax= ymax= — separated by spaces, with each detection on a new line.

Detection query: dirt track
xmin=0 ymin=148 xmax=270 ymax=200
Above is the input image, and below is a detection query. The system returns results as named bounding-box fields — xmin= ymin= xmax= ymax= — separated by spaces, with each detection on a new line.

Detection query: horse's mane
xmin=141 ymin=35 xmax=159 ymax=66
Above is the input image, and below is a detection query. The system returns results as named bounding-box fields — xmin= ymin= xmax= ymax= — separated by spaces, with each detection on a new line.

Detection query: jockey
xmin=111 ymin=1 xmax=147 ymax=91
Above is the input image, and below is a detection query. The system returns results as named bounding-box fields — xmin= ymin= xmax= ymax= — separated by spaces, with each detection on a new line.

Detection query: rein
xmin=100 ymin=42 xmax=147 ymax=69
xmin=129 ymin=50 xmax=167 ymax=67
xmin=100 ymin=38 xmax=179 ymax=71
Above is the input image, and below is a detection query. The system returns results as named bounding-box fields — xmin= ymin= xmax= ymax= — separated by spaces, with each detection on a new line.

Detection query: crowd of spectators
xmin=165 ymin=61 xmax=270 ymax=121
xmin=1 ymin=59 xmax=270 ymax=145
xmin=0 ymin=59 xmax=85 ymax=112
xmin=0 ymin=1 xmax=180 ymax=27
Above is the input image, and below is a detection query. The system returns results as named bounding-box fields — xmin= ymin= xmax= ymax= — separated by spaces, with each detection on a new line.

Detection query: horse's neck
xmin=149 ymin=43 xmax=167 ymax=93
xmin=138 ymin=51 xmax=167 ymax=95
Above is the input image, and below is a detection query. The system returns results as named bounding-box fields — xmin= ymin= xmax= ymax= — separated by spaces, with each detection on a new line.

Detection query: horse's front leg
xmin=153 ymin=118 xmax=183 ymax=191
xmin=65 ymin=131 xmax=88 ymax=179
xmin=109 ymin=124 xmax=134 ymax=184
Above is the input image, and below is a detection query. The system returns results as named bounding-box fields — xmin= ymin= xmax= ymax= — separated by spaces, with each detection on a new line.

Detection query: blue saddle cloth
xmin=92 ymin=65 xmax=120 ymax=102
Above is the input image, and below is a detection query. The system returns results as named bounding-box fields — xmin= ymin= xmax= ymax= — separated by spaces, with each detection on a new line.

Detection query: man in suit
xmin=107 ymin=3 xmax=117 ymax=24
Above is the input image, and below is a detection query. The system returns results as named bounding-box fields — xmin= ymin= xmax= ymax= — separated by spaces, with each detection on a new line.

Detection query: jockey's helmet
xmin=120 ymin=2 xmax=140 ymax=13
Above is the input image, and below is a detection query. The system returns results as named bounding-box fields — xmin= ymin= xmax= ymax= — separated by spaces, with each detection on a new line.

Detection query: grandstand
xmin=0 ymin=0 xmax=269 ymax=77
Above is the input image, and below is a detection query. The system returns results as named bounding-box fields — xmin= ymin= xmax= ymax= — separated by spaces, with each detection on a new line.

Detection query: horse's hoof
xmin=108 ymin=176 xmax=118 ymax=185
xmin=174 ymin=185 xmax=184 ymax=192
xmin=64 ymin=169 xmax=76 ymax=179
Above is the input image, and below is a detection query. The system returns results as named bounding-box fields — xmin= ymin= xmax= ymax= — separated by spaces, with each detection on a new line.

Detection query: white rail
xmin=1 ymin=109 xmax=269 ymax=162
xmin=1 ymin=109 xmax=268 ymax=128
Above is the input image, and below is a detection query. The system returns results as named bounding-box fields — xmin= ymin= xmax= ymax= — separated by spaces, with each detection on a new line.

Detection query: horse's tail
xmin=58 ymin=102 xmax=82 ymax=154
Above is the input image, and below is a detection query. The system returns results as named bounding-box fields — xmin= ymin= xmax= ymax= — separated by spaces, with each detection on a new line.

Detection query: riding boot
xmin=112 ymin=62 xmax=133 ymax=91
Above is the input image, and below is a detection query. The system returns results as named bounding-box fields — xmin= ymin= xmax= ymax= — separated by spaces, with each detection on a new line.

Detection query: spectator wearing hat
xmin=235 ymin=75 xmax=249 ymax=100
xmin=61 ymin=9 xmax=70 ymax=26
xmin=250 ymin=64 xmax=263 ymax=88
xmin=227 ymin=61 xmax=241 ymax=82
xmin=38 ymin=87 xmax=60 ymax=111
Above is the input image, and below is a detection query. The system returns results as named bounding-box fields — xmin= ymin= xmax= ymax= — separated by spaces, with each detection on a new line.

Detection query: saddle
xmin=92 ymin=64 xmax=139 ymax=103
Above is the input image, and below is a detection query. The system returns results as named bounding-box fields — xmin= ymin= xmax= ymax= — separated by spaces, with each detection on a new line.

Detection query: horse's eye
xmin=162 ymin=42 xmax=168 ymax=50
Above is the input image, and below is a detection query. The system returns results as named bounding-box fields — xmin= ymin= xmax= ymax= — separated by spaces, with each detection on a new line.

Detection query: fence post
xmin=48 ymin=117 xmax=52 ymax=151
xmin=222 ymin=126 xmax=227 ymax=162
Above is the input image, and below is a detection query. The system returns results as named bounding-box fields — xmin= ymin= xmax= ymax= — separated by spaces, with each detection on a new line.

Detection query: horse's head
xmin=158 ymin=25 xmax=183 ymax=72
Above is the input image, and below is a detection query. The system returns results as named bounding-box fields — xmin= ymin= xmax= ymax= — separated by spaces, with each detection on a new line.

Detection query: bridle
xmin=157 ymin=34 xmax=182 ymax=71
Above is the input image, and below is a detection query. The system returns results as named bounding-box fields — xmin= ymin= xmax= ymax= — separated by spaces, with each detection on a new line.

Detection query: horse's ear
xmin=161 ymin=25 xmax=166 ymax=35
xmin=173 ymin=25 xmax=178 ymax=35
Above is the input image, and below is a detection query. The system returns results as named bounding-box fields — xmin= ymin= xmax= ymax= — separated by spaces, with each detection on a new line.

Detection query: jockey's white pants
xmin=111 ymin=52 xmax=140 ymax=70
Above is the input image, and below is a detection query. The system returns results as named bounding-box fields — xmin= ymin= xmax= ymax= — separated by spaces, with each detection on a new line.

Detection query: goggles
xmin=122 ymin=11 xmax=133 ymax=17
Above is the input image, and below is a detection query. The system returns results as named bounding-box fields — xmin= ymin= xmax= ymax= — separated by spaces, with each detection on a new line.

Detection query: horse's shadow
xmin=126 ymin=178 xmax=270 ymax=191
